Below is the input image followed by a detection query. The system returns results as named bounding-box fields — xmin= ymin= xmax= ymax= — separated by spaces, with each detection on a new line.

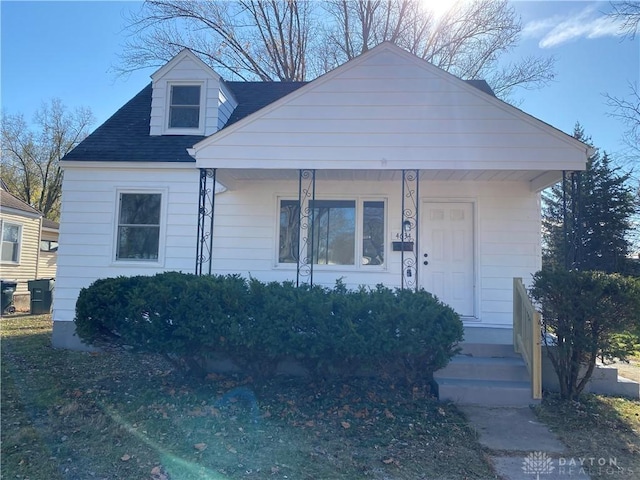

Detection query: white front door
xmin=420 ymin=202 xmax=475 ymax=317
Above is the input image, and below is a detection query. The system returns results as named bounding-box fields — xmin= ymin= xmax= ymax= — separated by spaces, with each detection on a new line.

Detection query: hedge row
xmin=75 ymin=272 xmax=463 ymax=380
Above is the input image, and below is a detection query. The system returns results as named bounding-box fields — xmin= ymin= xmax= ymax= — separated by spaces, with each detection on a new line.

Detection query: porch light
xmin=403 ymin=220 xmax=411 ymax=232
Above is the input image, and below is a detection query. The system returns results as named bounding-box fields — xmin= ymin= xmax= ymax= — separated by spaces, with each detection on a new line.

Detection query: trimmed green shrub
xmin=75 ymin=273 xmax=463 ymax=382
xmin=531 ymin=268 xmax=640 ymax=400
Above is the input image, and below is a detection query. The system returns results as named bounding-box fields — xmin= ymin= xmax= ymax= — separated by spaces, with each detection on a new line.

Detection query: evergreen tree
xmin=542 ymin=124 xmax=636 ymax=273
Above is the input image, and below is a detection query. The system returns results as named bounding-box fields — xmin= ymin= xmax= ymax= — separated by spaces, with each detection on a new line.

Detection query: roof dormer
xmin=149 ymin=49 xmax=237 ymax=136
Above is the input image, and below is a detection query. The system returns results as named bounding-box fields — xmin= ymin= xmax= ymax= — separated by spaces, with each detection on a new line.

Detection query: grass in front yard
xmin=1 ymin=315 xmax=494 ymax=480
xmin=535 ymin=393 xmax=640 ymax=479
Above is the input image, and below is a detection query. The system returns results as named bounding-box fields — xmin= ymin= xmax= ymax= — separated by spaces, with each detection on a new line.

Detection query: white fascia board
xmin=59 ymin=160 xmax=198 ymax=170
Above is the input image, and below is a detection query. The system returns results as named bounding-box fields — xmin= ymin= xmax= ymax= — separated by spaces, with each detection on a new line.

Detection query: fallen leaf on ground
xmin=341 ymin=421 xmax=351 ymax=429
xmin=194 ymin=443 xmax=207 ymax=451
xmin=120 ymin=454 xmax=131 ymax=461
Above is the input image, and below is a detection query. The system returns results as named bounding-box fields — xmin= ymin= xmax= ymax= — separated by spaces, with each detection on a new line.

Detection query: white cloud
xmin=522 ymin=4 xmax=625 ymax=48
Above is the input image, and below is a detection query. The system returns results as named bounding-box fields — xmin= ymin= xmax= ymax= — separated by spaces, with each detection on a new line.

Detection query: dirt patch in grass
xmin=1 ymin=315 xmax=494 ymax=479
xmin=535 ymin=393 xmax=640 ymax=479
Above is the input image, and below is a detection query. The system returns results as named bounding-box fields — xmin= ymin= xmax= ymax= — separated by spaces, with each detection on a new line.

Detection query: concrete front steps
xmin=434 ymin=341 xmax=540 ymax=406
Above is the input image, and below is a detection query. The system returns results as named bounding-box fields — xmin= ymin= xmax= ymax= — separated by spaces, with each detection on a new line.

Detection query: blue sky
xmin=1 ymin=0 xmax=638 ymax=163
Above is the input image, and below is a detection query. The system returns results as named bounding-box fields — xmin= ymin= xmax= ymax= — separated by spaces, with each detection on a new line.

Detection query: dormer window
xmin=169 ymin=85 xmax=201 ymax=129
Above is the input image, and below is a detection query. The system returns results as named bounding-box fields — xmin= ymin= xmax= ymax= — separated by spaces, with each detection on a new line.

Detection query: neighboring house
xmin=55 ymin=43 xmax=593 ymax=402
xmin=39 ymin=218 xmax=60 ymax=280
xmin=0 ymin=184 xmax=59 ymax=310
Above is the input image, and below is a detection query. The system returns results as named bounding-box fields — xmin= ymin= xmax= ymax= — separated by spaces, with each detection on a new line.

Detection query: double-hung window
xmin=169 ymin=85 xmax=201 ymax=129
xmin=116 ymin=193 xmax=162 ymax=261
xmin=278 ymin=199 xmax=385 ymax=267
xmin=1 ymin=221 xmax=21 ymax=263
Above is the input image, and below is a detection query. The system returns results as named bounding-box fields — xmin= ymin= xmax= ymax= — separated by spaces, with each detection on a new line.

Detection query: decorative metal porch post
xmin=401 ymin=169 xmax=419 ymax=290
xmin=296 ymin=169 xmax=316 ymax=287
xmin=196 ymin=168 xmax=216 ymax=275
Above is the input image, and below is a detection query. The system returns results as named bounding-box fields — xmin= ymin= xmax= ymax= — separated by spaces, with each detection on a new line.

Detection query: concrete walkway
xmin=461 ymin=406 xmax=591 ymax=479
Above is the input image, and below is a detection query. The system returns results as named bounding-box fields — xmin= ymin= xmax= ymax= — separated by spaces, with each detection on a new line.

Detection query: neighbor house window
xmin=169 ymin=85 xmax=201 ymax=129
xmin=278 ymin=199 xmax=385 ymax=266
xmin=116 ymin=193 xmax=161 ymax=261
xmin=1 ymin=221 xmax=21 ymax=263
xmin=40 ymin=240 xmax=58 ymax=252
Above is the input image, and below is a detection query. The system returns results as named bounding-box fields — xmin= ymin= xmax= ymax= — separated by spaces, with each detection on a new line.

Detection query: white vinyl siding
xmin=54 ymin=171 xmax=539 ymax=329
xmin=217 ymin=81 xmax=238 ymax=130
xmin=202 ymin=178 xmax=539 ymax=328
xmin=194 ymin=46 xmax=587 ymax=172
xmin=53 ymin=166 xmax=199 ymax=323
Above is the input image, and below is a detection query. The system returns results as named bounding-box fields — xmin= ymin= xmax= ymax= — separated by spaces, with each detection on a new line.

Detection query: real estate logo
xmin=523 ymin=451 xmax=555 ymax=479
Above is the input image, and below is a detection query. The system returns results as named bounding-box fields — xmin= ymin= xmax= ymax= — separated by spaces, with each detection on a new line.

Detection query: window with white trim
xmin=1 ymin=221 xmax=22 ymax=263
xmin=169 ymin=85 xmax=201 ymax=129
xmin=278 ymin=199 xmax=385 ymax=266
xmin=116 ymin=193 xmax=162 ymax=261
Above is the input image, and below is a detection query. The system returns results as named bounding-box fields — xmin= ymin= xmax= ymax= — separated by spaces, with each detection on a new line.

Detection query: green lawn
xmin=1 ymin=315 xmax=493 ymax=480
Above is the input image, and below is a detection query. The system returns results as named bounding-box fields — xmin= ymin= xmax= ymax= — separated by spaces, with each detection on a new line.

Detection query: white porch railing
xmin=513 ymin=277 xmax=542 ymax=400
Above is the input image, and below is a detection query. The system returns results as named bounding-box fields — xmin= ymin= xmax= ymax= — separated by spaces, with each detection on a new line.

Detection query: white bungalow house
xmin=55 ymin=43 xmax=592 ymax=404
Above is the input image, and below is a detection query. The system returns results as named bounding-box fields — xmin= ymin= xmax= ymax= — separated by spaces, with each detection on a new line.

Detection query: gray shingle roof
xmin=0 ymin=189 xmax=42 ymax=216
xmin=42 ymin=218 xmax=60 ymax=230
xmin=62 ymin=84 xmax=204 ymax=163
xmin=225 ymin=81 xmax=307 ymax=126
xmin=62 ymin=78 xmax=494 ymax=163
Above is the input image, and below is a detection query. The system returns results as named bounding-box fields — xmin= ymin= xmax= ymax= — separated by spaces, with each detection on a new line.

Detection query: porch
xmin=194 ymin=166 xmax=556 ymax=330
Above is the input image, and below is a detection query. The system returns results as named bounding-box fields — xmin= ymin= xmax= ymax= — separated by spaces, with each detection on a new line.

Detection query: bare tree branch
xmin=605 ymin=82 xmax=640 ymax=157
xmin=610 ymin=0 xmax=640 ymax=39
xmin=116 ymin=0 xmax=555 ymax=98
xmin=1 ymin=100 xmax=94 ymax=221
xmin=117 ymin=0 xmax=314 ymax=80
